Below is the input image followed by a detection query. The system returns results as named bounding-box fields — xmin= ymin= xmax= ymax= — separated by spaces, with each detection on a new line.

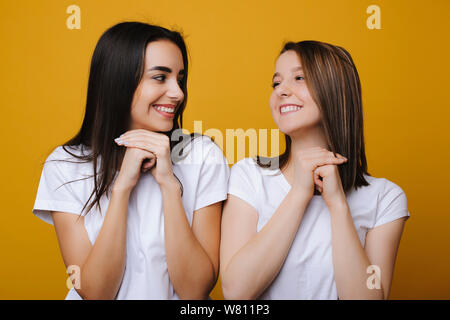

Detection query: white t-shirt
xmin=32 ymin=135 xmax=230 ymax=300
xmin=227 ymin=157 xmax=410 ymax=300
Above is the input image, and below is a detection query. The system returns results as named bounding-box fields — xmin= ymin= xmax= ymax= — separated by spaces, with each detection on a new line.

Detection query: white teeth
xmin=154 ymin=105 xmax=175 ymax=113
xmin=280 ymin=105 xmax=302 ymax=113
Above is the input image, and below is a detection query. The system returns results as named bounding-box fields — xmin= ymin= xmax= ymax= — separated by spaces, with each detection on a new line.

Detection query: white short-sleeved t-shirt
xmin=32 ymin=135 xmax=230 ymax=300
xmin=228 ymin=157 xmax=410 ymax=300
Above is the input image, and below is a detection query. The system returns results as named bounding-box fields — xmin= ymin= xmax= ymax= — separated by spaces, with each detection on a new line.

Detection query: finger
xmin=323 ymin=150 xmax=347 ymax=161
xmin=141 ymin=157 xmax=156 ymax=173
xmin=116 ymin=138 xmax=160 ymax=153
xmin=142 ymin=152 xmax=156 ymax=166
xmin=116 ymin=137 xmax=167 ymax=155
xmin=119 ymin=130 xmax=168 ymax=142
xmin=332 ymin=152 xmax=347 ymax=161
xmin=143 ymin=158 xmax=156 ymax=169
xmin=314 ymin=169 xmax=323 ymax=189
xmin=312 ymin=156 xmax=346 ymax=169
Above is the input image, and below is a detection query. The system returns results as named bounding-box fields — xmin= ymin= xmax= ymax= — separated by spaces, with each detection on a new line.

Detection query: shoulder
xmin=362 ymin=174 xmax=406 ymax=197
xmin=231 ymin=157 xmax=280 ymax=177
xmin=46 ymin=144 xmax=90 ymax=161
xmin=230 ymin=157 xmax=272 ymax=186
xmin=353 ymin=174 xmax=408 ymax=211
xmin=43 ymin=144 xmax=93 ymax=177
xmin=232 ymin=157 xmax=258 ymax=172
xmin=360 ymin=175 xmax=410 ymax=227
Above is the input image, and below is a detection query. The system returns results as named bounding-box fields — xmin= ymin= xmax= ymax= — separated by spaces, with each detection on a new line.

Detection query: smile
xmin=280 ymin=104 xmax=302 ymax=114
xmin=152 ymin=104 xmax=176 ymax=118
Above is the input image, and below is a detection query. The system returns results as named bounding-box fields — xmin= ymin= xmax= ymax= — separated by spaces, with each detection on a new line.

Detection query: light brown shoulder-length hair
xmin=257 ymin=40 xmax=370 ymax=193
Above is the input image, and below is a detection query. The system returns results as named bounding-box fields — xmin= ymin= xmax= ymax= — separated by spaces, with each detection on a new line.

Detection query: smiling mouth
xmin=280 ymin=104 xmax=303 ymax=114
xmin=152 ymin=104 xmax=176 ymax=118
xmin=153 ymin=104 xmax=176 ymax=113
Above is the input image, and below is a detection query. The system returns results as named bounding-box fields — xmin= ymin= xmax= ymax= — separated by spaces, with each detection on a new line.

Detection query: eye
xmin=272 ymin=82 xmax=280 ymax=88
xmin=296 ymin=76 xmax=305 ymax=81
xmin=177 ymin=78 xmax=184 ymax=87
xmin=153 ymin=75 xmax=166 ymax=82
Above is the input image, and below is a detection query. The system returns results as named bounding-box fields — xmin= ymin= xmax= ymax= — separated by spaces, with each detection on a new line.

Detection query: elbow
xmin=73 ymin=274 xmax=118 ymax=300
xmin=176 ymin=281 xmax=211 ymax=300
xmin=221 ymin=275 xmax=256 ymax=300
xmin=175 ymin=266 xmax=217 ymax=300
xmin=75 ymin=287 xmax=117 ymax=300
xmin=222 ymin=286 xmax=255 ymax=300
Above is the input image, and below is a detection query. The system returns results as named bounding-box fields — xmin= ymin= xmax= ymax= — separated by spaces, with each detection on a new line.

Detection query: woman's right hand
xmin=113 ymin=145 xmax=156 ymax=192
xmin=291 ymin=147 xmax=347 ymax=199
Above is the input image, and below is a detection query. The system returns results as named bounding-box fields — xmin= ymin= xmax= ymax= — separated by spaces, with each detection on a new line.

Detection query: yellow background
xmin=1 ymin=0 xmax=449 ymax=299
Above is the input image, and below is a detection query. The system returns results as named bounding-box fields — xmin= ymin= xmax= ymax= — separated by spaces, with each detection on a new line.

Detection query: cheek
xmin=136 ymin=82 xmax=164 ymax=106
xmin=269 ymin=93 xmax=278 ymax=116
xmin=296 ymin=85 xmax=312 ymax=102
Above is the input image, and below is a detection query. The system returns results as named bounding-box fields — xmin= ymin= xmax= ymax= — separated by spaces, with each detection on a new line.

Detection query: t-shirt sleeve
xmin=227 ymin=159 xmax=259 ymax=212
xmin=32 ymin=147 xmax=84 ymax=225
xmin=373 ymin=179 xmax=410 ymax=228
xmin=193 ymin=139 xmax=230 ymax=211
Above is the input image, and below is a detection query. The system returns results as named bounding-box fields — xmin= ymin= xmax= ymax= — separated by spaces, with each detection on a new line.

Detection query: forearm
xmin=160 ymin=180 xmax=216 ymax=300
xmin=222 ymin=190 xmax=310 ymax=300
xmin=78 ymin=187 xmax=130 ymax=299
xmin=328 ymin=201 xmax=384 ymax=299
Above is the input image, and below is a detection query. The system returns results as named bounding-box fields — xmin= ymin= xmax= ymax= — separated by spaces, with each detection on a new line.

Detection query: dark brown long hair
xmin=43 ymin=21 xmax=195 ymax=217
xmin=257 ymin=40 xmax=370 ymax=193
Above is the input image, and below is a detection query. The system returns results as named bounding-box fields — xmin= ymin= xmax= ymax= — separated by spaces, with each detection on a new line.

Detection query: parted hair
xmin=257 ymin=40 xmax=370 ymax=193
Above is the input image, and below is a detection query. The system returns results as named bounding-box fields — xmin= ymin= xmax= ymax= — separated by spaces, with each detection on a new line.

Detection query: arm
xmin=220 ymin=148 xmax=347 ymax=300
xmin=364 ymin=216 xmax=407 ymax=299
xmin=115 ymin=130 xmax=225 ymax=299
xmin=160 ymin=179 xmax=222 ymax=300
xmin=220 ymin=192 xmax=310 ymax=300
xmin=51 ymin=185 xmax=131 ymax=300
xmin=327 ymin=201 xmax=407 ymax=300
xmin=313 ymin=157 xmax=408 ymax=300
xmin=328 ymin=200 xmax=383 ymax=299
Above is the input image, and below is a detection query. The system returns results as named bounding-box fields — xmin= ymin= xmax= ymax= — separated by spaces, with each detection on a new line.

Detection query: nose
xmin=167 ymin=79 xmax=184 ymax=103
xmin=276 ymin=82 xmax=292 ymax=98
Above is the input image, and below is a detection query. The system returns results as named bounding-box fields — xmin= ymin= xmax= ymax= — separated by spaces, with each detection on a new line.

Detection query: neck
xmin=281 ymin=125 xmax=329 ymax=186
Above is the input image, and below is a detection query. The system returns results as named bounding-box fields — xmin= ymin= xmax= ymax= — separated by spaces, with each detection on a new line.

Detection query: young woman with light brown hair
xmin=220 ymin=40 xmax=410 ymax=300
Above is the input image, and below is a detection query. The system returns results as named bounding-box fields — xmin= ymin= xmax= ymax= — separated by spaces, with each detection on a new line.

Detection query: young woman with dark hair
xmin=32 ymin=22 xmax=229 ymax=300
xmin=220 ymin=40 xmax=409 ymax=300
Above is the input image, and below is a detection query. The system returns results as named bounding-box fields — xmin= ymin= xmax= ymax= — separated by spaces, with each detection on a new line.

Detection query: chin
xmin=137 ymin=122 xmax=172 ymax=133
xmin=158 ymin=123 xmax=174 ymax=133
xmin=277 ymin=122 xmax=304 ymax=135
xmin=281 ymin=126 xmax=319 ymax=139
xmin=154 ymin=125 xmax=173 ymax=133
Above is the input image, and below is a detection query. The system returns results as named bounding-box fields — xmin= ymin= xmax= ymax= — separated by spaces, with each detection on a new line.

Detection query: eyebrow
xmin=272 ymin=66 xmax=303 ymax=80
xmin=147 ymin=66 xmax=185 ymax=75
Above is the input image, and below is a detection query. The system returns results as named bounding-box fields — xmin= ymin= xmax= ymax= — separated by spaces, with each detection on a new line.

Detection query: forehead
xmin=144 ymin=40 xmax=184 ymax=69
xmin=275 ymin=50 xmax=302 ymax=71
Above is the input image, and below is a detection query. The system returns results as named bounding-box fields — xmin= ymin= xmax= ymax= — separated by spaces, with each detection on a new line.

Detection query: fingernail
xmin=114 ymin=138 xmax=122 ymax=143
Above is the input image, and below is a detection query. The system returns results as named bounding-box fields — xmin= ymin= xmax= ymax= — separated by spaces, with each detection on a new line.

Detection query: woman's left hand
xmin=314 ymin=164 xmax=347 ymax=209
xmin=115 ymin=129 xmax=175 ymax=186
